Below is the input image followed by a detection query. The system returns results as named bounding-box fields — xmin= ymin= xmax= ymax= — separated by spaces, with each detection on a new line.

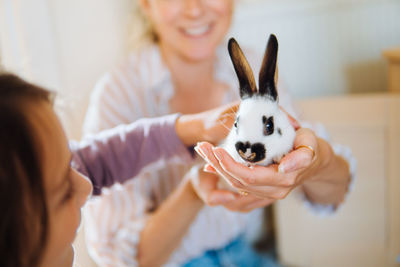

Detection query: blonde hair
xmin=128 ymin=1 xmax=158 ymax=51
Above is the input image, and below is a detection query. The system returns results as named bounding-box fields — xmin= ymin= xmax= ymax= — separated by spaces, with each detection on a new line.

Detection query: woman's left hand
xmin=188 ymin=165 xmax=275 ymax=213
xmin=195 ymin=127 xmax=326 ymax=200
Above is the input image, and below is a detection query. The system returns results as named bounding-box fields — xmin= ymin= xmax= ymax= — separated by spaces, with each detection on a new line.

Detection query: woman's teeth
xmin=183 ymin=25 xmax=210 ymax=36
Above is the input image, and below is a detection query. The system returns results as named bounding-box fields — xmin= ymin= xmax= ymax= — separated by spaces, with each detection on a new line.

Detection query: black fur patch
xmin=235 ymin=142 xmax=266 ymax=163
xmin=278 ymin=128 xmax=282 ymax=136
xmin=251 ymin=143 xmax=266 ymax=162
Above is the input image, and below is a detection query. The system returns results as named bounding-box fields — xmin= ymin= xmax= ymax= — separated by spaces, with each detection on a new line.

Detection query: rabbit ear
xmin=228 ymin=38 xmax=257 ymax=99
xmin=259 ymin=34 xmax=278 ymax=101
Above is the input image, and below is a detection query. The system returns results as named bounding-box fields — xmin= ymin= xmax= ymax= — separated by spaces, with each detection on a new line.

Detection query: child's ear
xmin=138 ymin=0 xmax=151 ymax=16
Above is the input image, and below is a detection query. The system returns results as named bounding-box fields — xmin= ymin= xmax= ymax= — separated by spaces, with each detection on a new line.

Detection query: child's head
xmin=133 ymin=0 xmax=234 ymax=61
xmin=0 ymin=74 xmax=92 ymax=267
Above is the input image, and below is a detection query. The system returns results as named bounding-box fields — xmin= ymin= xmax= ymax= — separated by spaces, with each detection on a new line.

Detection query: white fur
xmin=218 ymin=96 xmax=296 ymax=191
xmin=223 ymin=97 xmax=295 ymax=166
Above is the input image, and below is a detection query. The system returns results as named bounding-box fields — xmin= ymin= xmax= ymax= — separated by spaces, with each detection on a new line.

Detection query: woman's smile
xmin=179 ymin=22 xmax=214 ymax=38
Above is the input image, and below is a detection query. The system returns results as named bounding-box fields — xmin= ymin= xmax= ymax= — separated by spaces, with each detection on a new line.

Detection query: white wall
xmin=0 ymin=0 xmax=133 ymax=139
xmin=1 ymin=0 xmax=400 ymax=139
xmin=232 ymin=0 xmax=400 ymax=98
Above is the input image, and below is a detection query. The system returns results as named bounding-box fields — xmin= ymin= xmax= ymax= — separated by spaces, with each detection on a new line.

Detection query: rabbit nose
xmin=235 ymin=142 xmax=266 ymax=163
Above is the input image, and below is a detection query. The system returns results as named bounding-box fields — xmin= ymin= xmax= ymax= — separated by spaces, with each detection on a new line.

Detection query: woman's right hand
xmin=188 ymin=165 xmax=275 ymax=213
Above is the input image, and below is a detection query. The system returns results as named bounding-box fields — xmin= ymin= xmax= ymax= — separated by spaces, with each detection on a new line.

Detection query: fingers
xmin=195 ymin=142 xmax=246 ymax=188
xmin=278 ymin=148 xmax=313 ymax=174
xmin=280 ymin=107 xmax=300 ymax=130
xmin=207 ymin=190 xmax=237 ymax=206
xmin=279 ymin=128 xmax=318 ymax=173
xmin=197 ymin=142 xmax=293 ymax=188
xmin=228 ymin=180 xmax=295 ymax=200
xmin=242 ymin=198 xmax=275 ymax=211
xmin=203 ymin=163 xmax=217 ymax=174
xmin=211 ymin=147 xmax=284 ymax=186
xmin=212 ymin=101 xmax=240 ymax=131
xmin=222 ymin=194 xmax=275 ymax=213
xmin=220 ymin=101 xmax=240 ymax=117
xmin=195 ymin=142 xmax=300 ymax=204
xmin=293 ymin=128 xmax=318 ymax=151
xmin=189 ymin=166 xmax=218 ymax=202
xmin=189 ymin=165 xmax=237 ymax=206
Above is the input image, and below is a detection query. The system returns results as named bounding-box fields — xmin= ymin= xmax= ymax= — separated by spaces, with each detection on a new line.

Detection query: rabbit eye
xmin=262 ymin=116 xmax=274 ymax=136
xmin=234 ymin=117 xmax=239 ymax=128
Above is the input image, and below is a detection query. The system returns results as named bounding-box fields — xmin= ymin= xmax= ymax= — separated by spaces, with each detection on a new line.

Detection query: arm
xmin=137 ymin=164 xmax=273 ymax=267
xmin=71 ymin=113 xmax=192 ymax=195
xmin=298 ymin=137 xmax=350 ymax=206
xmin=137 ymin=176 xmax=203 ymax=267
xmin=71 ymin=103 xmax=238 ymax=195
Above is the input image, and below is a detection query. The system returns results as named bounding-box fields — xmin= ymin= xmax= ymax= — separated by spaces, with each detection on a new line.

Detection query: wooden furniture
xmin=276 ymin=94 xmax=400 ymax=267
xmin=383 ymin=48 xmax=400 ymax=93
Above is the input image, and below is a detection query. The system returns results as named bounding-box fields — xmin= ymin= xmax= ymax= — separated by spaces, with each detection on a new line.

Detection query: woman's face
xmin=29 ymin=102 xmax=92 ymax=267
xmin=141 ymin=0 xmax=233 ymax=62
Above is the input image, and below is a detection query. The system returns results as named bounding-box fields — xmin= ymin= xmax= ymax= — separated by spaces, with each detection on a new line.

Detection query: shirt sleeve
xmin=70 ymin=113 xmax=193 ymax=195
xmin=84 ymin=175 xmax=153 ymax=267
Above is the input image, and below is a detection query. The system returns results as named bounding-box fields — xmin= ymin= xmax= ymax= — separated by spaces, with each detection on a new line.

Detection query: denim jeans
xmin=183 ymin=235 xmax=282 ymax=267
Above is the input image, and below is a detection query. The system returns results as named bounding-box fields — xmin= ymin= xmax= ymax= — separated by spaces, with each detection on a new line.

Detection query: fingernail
xmin=203 ymin=164 xmax=216 ymax=173
xmin=194 ymin=145 xmax=205 ymax=157
xmin=194 ymin=146 xmax=202 ymax=157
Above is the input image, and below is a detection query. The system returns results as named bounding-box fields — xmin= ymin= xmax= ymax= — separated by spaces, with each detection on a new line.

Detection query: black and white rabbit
xmin=222 ymin=34 xmax=296 ymax=174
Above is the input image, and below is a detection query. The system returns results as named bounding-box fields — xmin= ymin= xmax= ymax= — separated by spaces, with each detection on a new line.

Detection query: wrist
xmin=300 ymin=138 xmax=350 ymax=205
xmin=175 ymin=114 xmax=204 ymax=146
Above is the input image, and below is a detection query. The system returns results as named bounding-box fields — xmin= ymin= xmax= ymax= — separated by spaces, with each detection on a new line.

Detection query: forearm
xmin=71 ymin=114 xmax=192 ymax=195
xmin=138 ymin=179 xmax=203 ymax=267
xmin=300 ymin=138 xmax=351 ymax=206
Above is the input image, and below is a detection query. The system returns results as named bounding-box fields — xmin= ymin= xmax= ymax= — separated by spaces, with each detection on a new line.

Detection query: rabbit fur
xmin=219 ymin=34 xmax=296 ymax=190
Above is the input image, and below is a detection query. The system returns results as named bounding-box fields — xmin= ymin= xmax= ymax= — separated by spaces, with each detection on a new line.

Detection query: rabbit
xmin=219 ymin=34 xmax=296 ymax=190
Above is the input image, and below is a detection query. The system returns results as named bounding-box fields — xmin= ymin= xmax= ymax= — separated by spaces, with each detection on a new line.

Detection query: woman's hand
xmin=195 ymin=127 xmax=350 ymax=206
xmin=175 ymin=102 xmax=239 ymax=146
xmin=188 ymin=165 xmax=275 ymax=213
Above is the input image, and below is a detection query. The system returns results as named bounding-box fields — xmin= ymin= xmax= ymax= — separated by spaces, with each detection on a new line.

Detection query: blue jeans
xmin=183 ymin=236 xmax=282 ymax=267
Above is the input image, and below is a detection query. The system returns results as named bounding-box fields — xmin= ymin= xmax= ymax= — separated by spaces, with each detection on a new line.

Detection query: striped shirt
xmin=82 ymin=44 xmax=356 ymax=267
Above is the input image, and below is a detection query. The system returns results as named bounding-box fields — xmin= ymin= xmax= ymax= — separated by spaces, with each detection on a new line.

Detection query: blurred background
xmin=1 ymin=0 xmax=399 ymax=139
xmin=1 ymin=0 xmax=399 ymax=266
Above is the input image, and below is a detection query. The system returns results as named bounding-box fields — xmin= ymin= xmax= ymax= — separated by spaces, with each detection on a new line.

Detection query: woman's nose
xmin=183 ymin=0 xmax=204 ymax=18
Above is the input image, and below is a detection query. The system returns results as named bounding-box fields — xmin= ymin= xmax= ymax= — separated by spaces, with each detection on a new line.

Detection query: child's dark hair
xmin=0 ymin=73 xmax=54 ymax=267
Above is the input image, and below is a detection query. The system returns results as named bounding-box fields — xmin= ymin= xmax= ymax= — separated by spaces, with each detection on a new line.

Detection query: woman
xmin=0 ymin=73 xmax=237 ymax=267
xmin=83 ymin=0 xmax=354 ymax=266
